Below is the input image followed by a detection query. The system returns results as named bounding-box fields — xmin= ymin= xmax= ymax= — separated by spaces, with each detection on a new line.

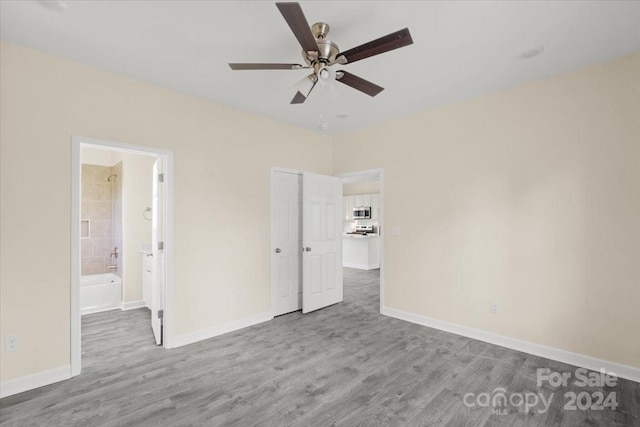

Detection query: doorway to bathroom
xmin=71 ymin=136 xmax=173 ymax=377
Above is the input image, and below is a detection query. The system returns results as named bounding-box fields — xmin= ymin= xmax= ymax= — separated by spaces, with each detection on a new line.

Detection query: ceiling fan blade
xmin=337 ymin=28 xmax=413 ymax=64
xmin=276 ymin=2 xmax=319 ymax=53
xmin=229 ymin=63 xmax=304 ymax=70
xmin=290 ymin=91 xmax=308 ymax=104
xmin=291 ymin=74 xmax=318 ymax=104
xmin=336 ymin=71 xmax=384 ymax=97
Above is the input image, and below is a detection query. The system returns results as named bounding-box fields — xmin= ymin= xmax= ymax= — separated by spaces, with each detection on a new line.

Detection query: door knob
xmin=274 ymin=248 xmax=281 ymax=253
xmin=305 ymin=247 xmax=311 ymax=252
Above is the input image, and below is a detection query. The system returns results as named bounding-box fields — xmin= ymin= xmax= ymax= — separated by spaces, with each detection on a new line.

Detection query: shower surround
xmin=81 ymin=163 xmax=123 ymax=276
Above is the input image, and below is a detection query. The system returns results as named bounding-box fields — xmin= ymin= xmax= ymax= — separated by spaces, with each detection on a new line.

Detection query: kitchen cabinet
xmin=343 ymin=195 xmax=354 ymax=220
xmin=370 ymin=194 xmax=380 ymax=220
xmin=344 ymin=193 xmax=380 ymax=221
xmin=353 ymin=194 xmax=371 ymax=207
xmin=343 ymin=235 xmax=380 ymax=270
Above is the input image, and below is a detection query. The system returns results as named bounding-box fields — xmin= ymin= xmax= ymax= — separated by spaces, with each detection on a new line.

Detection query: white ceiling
xmin=2 ymin=1 xmax=639 ymax=135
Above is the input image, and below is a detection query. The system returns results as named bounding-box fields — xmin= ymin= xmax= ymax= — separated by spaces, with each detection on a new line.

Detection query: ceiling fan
xmin=229 ymin=2 xmax=414 ymax=104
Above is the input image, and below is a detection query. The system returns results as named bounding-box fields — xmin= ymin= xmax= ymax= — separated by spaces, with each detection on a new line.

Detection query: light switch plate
xmin=391 ymin=226 xmax=401 ymax=236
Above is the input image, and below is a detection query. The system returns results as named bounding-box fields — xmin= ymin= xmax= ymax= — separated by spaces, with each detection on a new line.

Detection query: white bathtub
xmin=80 ymin=273 xmax=122 ymax=315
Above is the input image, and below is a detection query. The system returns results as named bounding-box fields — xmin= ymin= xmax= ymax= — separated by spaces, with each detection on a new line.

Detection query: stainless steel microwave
xmin=352 ymin=206 xmax=371 ymax=219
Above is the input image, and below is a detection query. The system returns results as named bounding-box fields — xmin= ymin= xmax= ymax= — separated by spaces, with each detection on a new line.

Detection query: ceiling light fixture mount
xmin=37 ymin=0 xmax=68 ymax=12
xmin=517 ymin=46 xmax=544 ymax=60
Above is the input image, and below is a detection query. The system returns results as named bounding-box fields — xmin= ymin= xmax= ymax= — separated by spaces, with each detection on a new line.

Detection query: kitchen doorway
xmin=338 ymin=169 xmax=384 ymax=312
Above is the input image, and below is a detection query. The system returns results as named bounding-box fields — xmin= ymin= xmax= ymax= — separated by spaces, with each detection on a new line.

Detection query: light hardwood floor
xmin=1 ymin=268 xmax=638 ymax=426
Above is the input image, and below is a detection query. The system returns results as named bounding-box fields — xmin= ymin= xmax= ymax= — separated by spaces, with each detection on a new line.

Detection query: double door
xmin=272 ymin=171 xmax=343 ymax=316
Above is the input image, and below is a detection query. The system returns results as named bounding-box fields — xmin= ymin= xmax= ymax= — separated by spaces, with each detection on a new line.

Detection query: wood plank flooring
xmin=1 ymin=268 xmax=638 ymax=426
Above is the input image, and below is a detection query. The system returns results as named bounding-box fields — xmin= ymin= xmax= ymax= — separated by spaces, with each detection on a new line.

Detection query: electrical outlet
xmin=490 ymin=302 xmax=500 ymax=314
xmin=491 ymin=302 xmax=500 ymax=314
xmin=5 ymin=336 xmax=18 ymax=352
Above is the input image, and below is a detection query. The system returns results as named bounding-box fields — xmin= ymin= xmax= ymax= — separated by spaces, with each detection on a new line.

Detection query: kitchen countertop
xmin=343 ymin=233 xmax=380 ymax=239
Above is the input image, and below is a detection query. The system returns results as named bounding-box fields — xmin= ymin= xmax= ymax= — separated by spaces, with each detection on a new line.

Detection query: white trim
xmin=339 ymin=168 xmax=382 ymax=184
xmin=382 ymin=306 xmax=640 ymax=383
xmin=71 ymin=135 xmax=175 ymax=379
xmin=71 ymin=141 xmax=81 ymax=376
xmin=168 ymin=312 xmax=273 ymax=349
xmin=342 ymin=262 xmax=380 ymax=270
xmin=80 ymin=305 xmax=120 ymax=316
xmin=336 ymin=168 xmax=384 ymax=312
xmin=163 ymin=152 xmax=175 ymax=348
xmin=0 ymin=365 xmax=71 ymax=398
xmin=121 ymin=300 xmax=147 ymax=311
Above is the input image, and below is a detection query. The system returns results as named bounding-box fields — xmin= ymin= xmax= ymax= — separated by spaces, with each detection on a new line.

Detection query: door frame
xmin=270 ymin=167 xmax=304 ymax=316
xmin=70 ymin=135 xmax=174 ymax=376
xmin=336 ymin=168 xmax=385 ymax=312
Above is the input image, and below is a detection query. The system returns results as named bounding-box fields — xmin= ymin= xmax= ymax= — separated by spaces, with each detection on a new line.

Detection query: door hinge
xmin=158 ymin=173 xmax=164 ymax=183
xmin=158 ymin=309 xmax=164 ymax=319
xmin=158 ymin=241 xmax=164 ymax=250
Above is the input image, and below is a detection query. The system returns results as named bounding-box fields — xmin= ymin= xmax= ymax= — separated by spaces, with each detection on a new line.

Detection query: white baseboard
xmin=382 ymin=306 xmax=640 ymax=384
xmin=0 ymin=365 xmax=70 ymax=399
xmin=168 ymin=311 xmax=273 ymax=349
xmin=80 ymin=304 xmax=120 ymax=315
xmin=121 ymin=300 xmax=147 ymax=311
xmin=343 ymin=262 xmax=380 ymax=270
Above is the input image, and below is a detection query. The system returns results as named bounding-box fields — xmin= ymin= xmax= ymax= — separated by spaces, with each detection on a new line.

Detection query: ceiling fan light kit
xmin=228 ymin=2 xmax=414 ymax=104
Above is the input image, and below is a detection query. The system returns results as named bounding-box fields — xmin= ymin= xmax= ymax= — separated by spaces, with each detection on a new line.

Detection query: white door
xmin=151 ymin=157 xmax=165 ymax=345
xmin=302 ymin=172 xmax=343 ymax=313
xmin=272 ymin=171 xmax=303 ymax=316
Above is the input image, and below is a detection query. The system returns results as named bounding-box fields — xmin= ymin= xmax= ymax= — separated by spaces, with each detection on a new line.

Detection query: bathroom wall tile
xmin=81 ymin=183 xmax=108 ymax=202
xmin=96 ymin=166 xmax=113 ymax=182
xmin=82 ymin=256 xmax=104 ymax=276
xmin=81 ymin=165 xmax=117 ymax=274
xmin=93 ymin=238 xmax=112 ymax=257
xmin=91 ymin=183 xmax=108 ymax=202
xmin=105 ymin=222 xmax=113 ymax=241
xmin=112 ymin=200 xmax=122 ymax=215
xmin=112 ymin=220 xmax=122 ymax=240
xmin=81 ymin=239 xmax=93 ymax=257
xmin=81 ymin=201 xmax=91 ymax=219
xmin=81 ymin=182 xmax=93 ymax=200
xmin=90 ymin=202 xmax=111 ymax=220
xmin=81 ymin=165 xmax=94 ymax=183
xmin=90 ymin=219 xmax=109 ymax=238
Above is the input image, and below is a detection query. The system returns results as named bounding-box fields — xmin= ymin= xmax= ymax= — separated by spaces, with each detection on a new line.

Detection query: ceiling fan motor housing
xmin=303 ymin=22 xmax=339 ymax=66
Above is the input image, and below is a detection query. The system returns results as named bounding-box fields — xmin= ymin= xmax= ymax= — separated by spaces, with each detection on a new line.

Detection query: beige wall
xmin=333 ymin=54 xmax=640 ymax=368
xmin=114 ymin=152 xmax=155 ymax=304
xmin=1 ymin=40 xmax=638 ymax=384
xmin=0 ymin=41 xmax=332 ymax=380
